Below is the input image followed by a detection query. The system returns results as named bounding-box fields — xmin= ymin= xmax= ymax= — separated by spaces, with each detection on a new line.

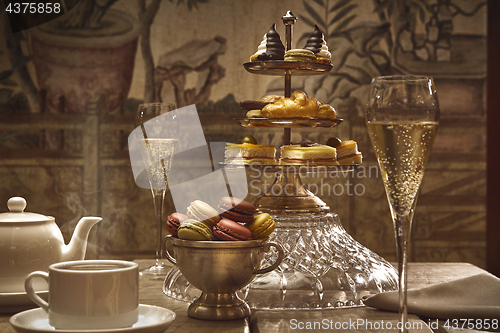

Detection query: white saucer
xmin=9 ymin=304 xmax=176 ymax=333
xmin=0 ymin=291 xmax=49 ymax=314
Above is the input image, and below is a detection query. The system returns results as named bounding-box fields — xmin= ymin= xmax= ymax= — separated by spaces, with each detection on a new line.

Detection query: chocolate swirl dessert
xmin=303 ymin=25 xmax=331 ymax=64
xmin=250 ymin=23 xmax=285 ymax=61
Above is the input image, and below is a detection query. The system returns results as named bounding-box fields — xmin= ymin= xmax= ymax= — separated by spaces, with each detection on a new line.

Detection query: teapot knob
xmin=7 ymin=197 xmax=27 ymax=212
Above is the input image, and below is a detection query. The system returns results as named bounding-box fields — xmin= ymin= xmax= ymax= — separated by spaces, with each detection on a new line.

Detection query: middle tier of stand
xmin=235 ymin=117 xmax=342 ymax=128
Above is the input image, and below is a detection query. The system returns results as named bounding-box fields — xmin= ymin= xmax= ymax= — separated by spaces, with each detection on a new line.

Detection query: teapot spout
xmin=61 ymin=217 xmax=102 ymax=262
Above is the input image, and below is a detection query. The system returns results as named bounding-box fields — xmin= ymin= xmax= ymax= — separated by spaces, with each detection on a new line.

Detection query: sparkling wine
xmin=367 ymin=120 xmax=438 ymax=216
xmin=141 ymin=138 xmax=178 ymax=188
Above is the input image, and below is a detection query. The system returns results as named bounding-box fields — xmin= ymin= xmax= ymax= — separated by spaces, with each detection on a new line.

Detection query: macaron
xmin=177 ymin=219 xmax=213 ymax=241
xmin=186 ymin=200 xmax=221 ymax=228
xmin=218 ymin=196 xmax=256 ymax=224
xmin=213 ymin=218 xmax=252 ymax=241
xmin=245 ymin=213 xmax=276 ymax=239
xmin=166 ymin=212 xmax=188 ymax=237
xmin=284 ymin=49 xmax=316 ymax=62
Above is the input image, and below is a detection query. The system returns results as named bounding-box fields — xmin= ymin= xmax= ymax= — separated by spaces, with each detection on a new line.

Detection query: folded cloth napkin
xmin=363 ymin=273 xmax=500 ymax=320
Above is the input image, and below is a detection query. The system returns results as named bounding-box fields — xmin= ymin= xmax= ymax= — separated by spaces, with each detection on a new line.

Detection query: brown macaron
xmin=218 ymin=197 xmax=256 ymax=224
xmin=213 ymin=218 xmax=252 ymax=241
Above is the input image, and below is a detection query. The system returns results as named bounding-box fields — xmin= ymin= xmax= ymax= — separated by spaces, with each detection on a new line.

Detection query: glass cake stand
xmin=163 ymin=165 xmax=398 ymax=309
xmin=162 ymin=10 xmax=398 ymax=310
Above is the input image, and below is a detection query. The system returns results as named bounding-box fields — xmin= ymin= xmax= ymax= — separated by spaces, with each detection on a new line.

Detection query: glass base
xmin=162 ymin=212 xmax=398 ymax=310
xmin=140 ymin=261 xmax=171 ymax=279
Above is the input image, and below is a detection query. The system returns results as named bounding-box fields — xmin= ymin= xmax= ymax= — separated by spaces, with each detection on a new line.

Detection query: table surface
xmin=0 ymin=260 xmax=495 ymax=333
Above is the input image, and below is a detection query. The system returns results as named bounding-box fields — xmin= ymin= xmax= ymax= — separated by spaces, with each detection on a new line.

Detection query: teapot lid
xmin=0 ymin=197 xmax=51 ymax=222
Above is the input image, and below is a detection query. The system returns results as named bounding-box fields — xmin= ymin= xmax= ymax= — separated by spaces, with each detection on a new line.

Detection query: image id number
xmin=444 ymin=319 xmax=498 ymax=330
xmin=5 ymin=2 xmax=62 ymax=14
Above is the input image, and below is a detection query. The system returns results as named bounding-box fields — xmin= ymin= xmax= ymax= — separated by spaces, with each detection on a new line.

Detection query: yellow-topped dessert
xmin=224 ymin=143 xmax=276 ymax=165
xmin=336 ymin=140 xmax=362 ymax=165
xmin=280 ymin=143 xmax=339 ymax=165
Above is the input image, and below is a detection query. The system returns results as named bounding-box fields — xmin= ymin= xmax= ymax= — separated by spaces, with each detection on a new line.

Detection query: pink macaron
xmin=166 ymin=212 xmax=188 ymax=237
xmin=213 ymin=218 xmax=252 ymax=241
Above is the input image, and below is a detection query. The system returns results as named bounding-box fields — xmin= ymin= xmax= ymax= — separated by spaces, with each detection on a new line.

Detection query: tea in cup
xmin=25 ymin=260 xmax=139 ymax=330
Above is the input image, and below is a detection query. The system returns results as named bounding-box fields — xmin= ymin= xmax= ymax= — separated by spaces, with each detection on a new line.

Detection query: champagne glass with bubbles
xmin=135 ymin=103 xmax=179 ymax=277
xmin=366 ymin=76 xmax=439 ymax=332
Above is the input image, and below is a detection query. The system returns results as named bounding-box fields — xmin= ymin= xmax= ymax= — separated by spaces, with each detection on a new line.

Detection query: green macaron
xmin=284 ymin=49 xmax=316 ymax=62
xmin=178 ymin=219 xmax=213 ymax=241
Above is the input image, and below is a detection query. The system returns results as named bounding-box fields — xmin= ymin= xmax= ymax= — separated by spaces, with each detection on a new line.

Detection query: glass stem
xmin=394 ymin=212 xmax=412 ymax=333
xmin=152 ymin=188 xmax=166 ymax=265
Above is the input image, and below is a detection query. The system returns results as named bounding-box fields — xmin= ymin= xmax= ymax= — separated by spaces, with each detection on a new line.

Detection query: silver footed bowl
xmin=163 ymin=236 xmax=284 ymax=320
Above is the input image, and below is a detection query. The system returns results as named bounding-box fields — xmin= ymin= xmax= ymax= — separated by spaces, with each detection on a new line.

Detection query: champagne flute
xmin=135 ymin=103 xmax=179 ymax=277
xmin=365 ymin=76 xmax=439 ymax=331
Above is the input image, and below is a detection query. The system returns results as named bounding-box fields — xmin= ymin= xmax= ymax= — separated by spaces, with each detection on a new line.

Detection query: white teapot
xmin=0 ymin=197 xmax=102 ymax=293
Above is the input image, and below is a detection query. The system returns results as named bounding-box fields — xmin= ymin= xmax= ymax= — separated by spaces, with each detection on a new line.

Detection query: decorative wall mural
xmin=0 ymin=0 xmax=487 ymax=267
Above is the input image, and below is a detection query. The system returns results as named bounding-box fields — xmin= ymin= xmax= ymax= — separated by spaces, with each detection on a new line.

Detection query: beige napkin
xmin=363 ymin=273 xmax=500 ymax=320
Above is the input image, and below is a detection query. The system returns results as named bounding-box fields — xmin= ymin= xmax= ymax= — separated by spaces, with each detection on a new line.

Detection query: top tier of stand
xmin=242 ymin=11 xmax=335 ymax=145
xmin=243 ymin=61 xmax=332 ymax=76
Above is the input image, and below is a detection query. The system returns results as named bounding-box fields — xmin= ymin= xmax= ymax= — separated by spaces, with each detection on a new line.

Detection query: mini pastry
xmin=336 ymin=140 xmax=363 ymax=165
xmin=259 ymin=95 xmax=283 ymax=103
xmin=280 ymin=143 xmax=339 ymax=165
xmin=303 ymin=25 xmax=332 ymax=64
xmin=177 ymin=219 xmax=213 ymax=241
xmin=245 ymin=213 xmax=275 ymax=239
xmin=186 ymin=200 xmax=221 ymax=228
xmin=246 ymin=110 xmax=263 ymax=118
xmin=261 ymin=90 xmax=319 ymax=118
xmin=317 ymin=104 xmax=337 ymax=119
xmin=250 ymin=24 xmax=285 ymax=61
xmin=218 ymin=196 xmax=256 ymax=224
xmin=213 ymin=218 xmax=252 ymax=241
xmin=284 ymin=49 xmax=316 ymax=62
xmin=166 ymin=212 xmax=188 ymax=237
xmin=224 ymin=143 xmax=276 ymax=165
xmin=240 ymin=95 xmax=284 ymax=118
xmin=240 ymin=100 xmax=269 ymax=111
xmin=261 ymin=90 xmax=336 ymax=119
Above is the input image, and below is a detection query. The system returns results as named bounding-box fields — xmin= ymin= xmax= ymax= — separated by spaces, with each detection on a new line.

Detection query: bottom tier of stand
xmin=163 ymin=212 xmax=398 ymax=310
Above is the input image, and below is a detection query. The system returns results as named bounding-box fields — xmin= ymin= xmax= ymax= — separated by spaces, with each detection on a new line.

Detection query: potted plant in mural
xmin=3 ymin=0 xmax=208 ymax=114
xmin=28 ymin=0 xmax=139 ymax=114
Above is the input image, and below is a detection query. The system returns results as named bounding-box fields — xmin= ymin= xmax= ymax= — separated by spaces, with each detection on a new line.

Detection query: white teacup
xmin=25 ymin=260 xmax=139 ymax=330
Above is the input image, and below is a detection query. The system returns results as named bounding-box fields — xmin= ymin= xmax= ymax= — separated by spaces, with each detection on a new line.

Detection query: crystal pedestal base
xmin=241 ymin=212 xmax=398 ymax=309
xmin=163 ymin=212 xmax=398 ymax=310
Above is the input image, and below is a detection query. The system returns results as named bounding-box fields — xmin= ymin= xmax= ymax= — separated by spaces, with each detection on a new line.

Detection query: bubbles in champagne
xmin=367 ymin=121 xmax=438 ymax=216
xmin=140 ymin=138 xmax=178 ymax=189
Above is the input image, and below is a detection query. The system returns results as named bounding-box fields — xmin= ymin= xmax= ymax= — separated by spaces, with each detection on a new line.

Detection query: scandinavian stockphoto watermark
xmin=247 ymin=163 xmax=379 ymax=198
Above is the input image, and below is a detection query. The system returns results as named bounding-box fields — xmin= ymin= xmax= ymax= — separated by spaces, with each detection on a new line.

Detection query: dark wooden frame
xmin=487 ymin=0 xmax=500 ymax=277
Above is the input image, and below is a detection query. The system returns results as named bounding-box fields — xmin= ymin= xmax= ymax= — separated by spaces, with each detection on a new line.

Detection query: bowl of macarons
xmin=163 ymin=196 xmax=284 ymax=321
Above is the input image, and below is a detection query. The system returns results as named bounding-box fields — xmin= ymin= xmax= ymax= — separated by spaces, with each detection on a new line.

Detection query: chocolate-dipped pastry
xmin=304 ymin=25 xmax=324 ymax=54
xmin=251 ymin=24 xmax=285 ymax=61
xmin=240 ymin=100 xmax=270 ymax=110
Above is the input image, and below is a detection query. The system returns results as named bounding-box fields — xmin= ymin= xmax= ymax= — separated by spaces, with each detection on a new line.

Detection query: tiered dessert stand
xmin=164 ymin=11 xmax=398 ymax=310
